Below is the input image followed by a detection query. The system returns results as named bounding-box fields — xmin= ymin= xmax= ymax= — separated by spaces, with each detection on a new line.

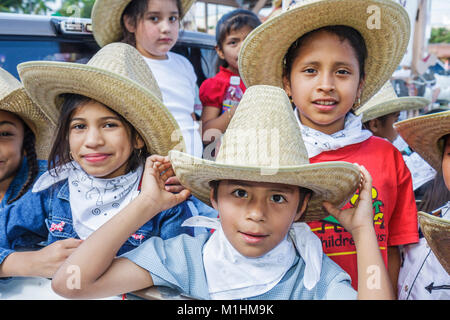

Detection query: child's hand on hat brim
xmin=322 ymin=165 xmax=374 ymax=238
xmin=139 ymin=155 xmax=191 ymax=213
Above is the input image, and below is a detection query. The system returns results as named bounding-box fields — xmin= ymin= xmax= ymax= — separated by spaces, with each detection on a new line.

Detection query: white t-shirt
xmin=143 ymin=52 xmax=203 ymax=157
xmin=398 ymin=202 xmax=450 ymax=300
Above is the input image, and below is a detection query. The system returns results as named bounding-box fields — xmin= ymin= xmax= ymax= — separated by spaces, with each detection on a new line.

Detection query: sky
xmin=47 ymin=0 xmax=449 ymax=27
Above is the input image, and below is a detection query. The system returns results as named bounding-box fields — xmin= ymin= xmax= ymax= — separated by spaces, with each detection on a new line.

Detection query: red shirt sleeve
xmin=387 ymin=148 xmax=419 ymax=246
xmin=199 ymin=77 xmax=227 ymax=109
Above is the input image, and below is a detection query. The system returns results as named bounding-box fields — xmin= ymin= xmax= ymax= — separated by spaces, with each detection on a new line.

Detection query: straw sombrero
xmin=91 ymin=0 xmax=196 ymax=47
xmin=169 ymin=85 xmax=361 ymax=222
xmin=18 ymin=42 xmax=185 ymax=156
xmin=418 ymin=211 xmax=450 ymax=274
xmin=238 ymin=0 xmax=410 ymax=108
xmin=394 ymin=110 xmax=450 ymax=171
xmin=355 ymin=81 xmax=430 ymax=123
xmin=0 ymin=68 xmax=54 ymax=159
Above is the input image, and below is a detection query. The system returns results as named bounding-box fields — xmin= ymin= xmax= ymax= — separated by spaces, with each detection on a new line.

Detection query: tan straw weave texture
xmin=170 ymin=85 xmax=361 ymax=222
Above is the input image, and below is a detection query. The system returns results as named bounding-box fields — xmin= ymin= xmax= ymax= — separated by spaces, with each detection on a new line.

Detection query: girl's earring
xmin=353 ymin=97 xmax=361 ymax=109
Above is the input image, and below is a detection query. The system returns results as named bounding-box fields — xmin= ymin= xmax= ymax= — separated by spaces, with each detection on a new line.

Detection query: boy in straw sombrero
xmin=357 ymin=81 xmax=435 ymax=194
xmin=393 ymin=111 xmax=450 ymax=300
xmin=0 ymin=67 xmax=52 ymax=208
xmin=91 ymin=0 xmax=203 ymax=158
xmin=238 ymin=0 xmax=419 ymax=293
xmin=0 ymin=43 xmax=216 ymax=285
xmin=52 ymin=85 xmax=395 ymax=300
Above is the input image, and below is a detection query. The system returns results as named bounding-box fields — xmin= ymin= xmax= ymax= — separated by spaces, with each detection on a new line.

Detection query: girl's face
xmin=0 ymin=111 xmax=24 ymax=186
xmin=217 ymin=25 xmax=254 ymax=75
xmin=211 ymin=180 xmax=308 ymax=258
xmin=124 ymin=0 xmax=180 ymax=60
xmin=69 ymin=100 xmax=144 ymax=179
xmin=283 ymin=30 xmax=364 ymax=135
xmin=442 ymin=136 xmax=450 ymax=191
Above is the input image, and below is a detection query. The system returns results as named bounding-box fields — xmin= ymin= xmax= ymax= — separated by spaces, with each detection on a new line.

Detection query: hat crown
xmin=0 ymin=68 xmax=22 ymax=100
xmin=359 ymin=81 xmax=398 ymax=111
xmin=216 ymin=85 xmax=309 ymax=167
xmin=87 ymin=43 xmax=163 ymax=101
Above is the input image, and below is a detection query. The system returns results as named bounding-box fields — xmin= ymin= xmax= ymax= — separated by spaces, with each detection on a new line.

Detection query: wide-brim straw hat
xmin=418 ymin=211 xmax=450 ymax=274
xmin=238 ymin=0 xmax=410 ymax=108
xmin=169 ymin=85 xmax=361 ymax=222
xmin=355 ymin=81 xmax=430 ymax=123
xmin=92 ymin=0 xmax=196 ymax=47
xmin=18 ymin=42 xmax=184 ymax=156
xmin=0 ymin=68 xmax=54 ymax=160
xmin=394 ymin=110 xmax=450 ymax=171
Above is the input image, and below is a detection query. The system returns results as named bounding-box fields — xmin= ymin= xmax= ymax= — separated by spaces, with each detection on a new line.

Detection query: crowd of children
xmin=0 ymin=0 xmax=448 ymax=301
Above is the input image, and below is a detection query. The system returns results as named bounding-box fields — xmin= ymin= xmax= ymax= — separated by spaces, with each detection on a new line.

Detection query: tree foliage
xmin=429 ymin=27 xmax=450 ymax=44
xmin=0 ymin=0 xmax=55 ymax=15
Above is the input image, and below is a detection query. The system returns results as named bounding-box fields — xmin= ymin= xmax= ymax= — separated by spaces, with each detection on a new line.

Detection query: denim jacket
xmin=0 ymin=174 xmax=218 ymax=265
xmin=0 ymin=158 xmax=47 ymax=209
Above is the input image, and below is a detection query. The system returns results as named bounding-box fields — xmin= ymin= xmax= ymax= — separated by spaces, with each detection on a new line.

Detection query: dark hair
xmin=7 ymin=122 xmax=38 ymax=204
xmin=283 ymin=25 xmax=368 ymax=81
xmin=120 ymin=0 xmax=183 ymax=47
xmin=48 ymin=93 xmax=148 ymax=176
xmin=215 ymin=9 xmax=261 ymax=69
xmin=418 ymin=134 xmax=450 ymax=212
xmin=209 ymin=180 xmax=312 ymax=215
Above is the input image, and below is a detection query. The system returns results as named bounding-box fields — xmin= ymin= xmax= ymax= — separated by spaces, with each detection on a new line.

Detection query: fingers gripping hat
xmin=18 ymin=42 xmax=185 ymax=156
xmin=91 ymin=0 xmax=196 ymax=47
xmin=0 ymin=67 xmax=55 ymax=159
xmin=169 ymin=85 xmax=361 ymax=222
xmin=394 ymin=110 xmax=450 ymax=171
xmin=356 ymin=81 xmax=430 ymax=123
xmin=238 ymin=0 xmax=411 ymax=108
xmin=418 ymin=211 xmax=450 ymax=275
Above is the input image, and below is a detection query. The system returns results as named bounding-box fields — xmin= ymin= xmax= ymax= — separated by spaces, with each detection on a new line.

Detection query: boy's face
xmin=283 ymin=30 xmax=364 ymax=135
xmin=367 ymin=112 xmax=400 ymax=143
xmin=210 ymin=180 xmax=309 ymax=258
xmin=68 ymin=100 xmax=144 ymax=179
xmin=0 ymin=110 xmax=24 ymax=187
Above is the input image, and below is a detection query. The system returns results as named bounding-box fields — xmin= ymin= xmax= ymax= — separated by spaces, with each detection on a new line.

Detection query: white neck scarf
xmin=182 ymin=216 xmax=323 ymax=299
xmin=33 ymin=162 xmax=143 ymax=239
xmin=295 ymin=109 xmax=372 ymax=158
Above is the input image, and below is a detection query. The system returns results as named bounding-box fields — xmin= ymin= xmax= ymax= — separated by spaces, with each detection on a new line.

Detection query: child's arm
xmin=201 ymin=106 xmax=235 ymax=144
xmin=323 ymin=165 xmax=395 ymax=300
xmin=52 ymin=156 xmax=191 ymax=299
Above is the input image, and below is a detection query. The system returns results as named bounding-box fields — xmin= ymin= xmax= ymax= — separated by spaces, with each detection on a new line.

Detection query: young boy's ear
xmin=367 ymin=119 xmax=381 ymax=135
xmin=215 ymin=45 xmax=225 ymax=61
xmin=294 ymin=192 xmax=311 ymax=222
xmin=210 ymin=187 xmax=219 ymax=211
xmin=282 ymin=76 xmax=292 ymax=98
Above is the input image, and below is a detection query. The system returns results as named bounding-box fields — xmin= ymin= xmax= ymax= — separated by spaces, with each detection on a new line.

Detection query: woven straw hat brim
xmin=394 ymin=110 xmax=450 ymax=171
xmin=18 ymin=61 xmax=182 ymax=156
xmin=238 ymin=0 xmax=410 ymax=108
xmin=169 ymin=150 xmax=360 ymax=222
xmin=357 ymin=97 xmax=430 ymax=123
xmin=92 ymin=0 xmax=196 ymax=47
xmin=0 ymin=88 xmax=54 ymax=160
xmin=418 ymin=211 xmax=450 ymax=274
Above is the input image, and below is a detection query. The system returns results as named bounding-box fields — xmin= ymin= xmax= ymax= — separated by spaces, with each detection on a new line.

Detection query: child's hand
xmin=164 ymin=176 xmax=186 ymax=193
xmin=323 ymin=165 xmax=374 ymax=237
xmin=139 ymin=155 xmax=191 ymax=213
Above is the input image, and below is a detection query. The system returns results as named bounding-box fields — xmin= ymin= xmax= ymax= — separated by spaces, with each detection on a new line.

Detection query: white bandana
xmin=182 ymin=216 xmax=323 ymax=299
xmin=33 ymin=162 xmax=143 ymax=239
xmin=295 ymin=109 xmax=372 ymax=158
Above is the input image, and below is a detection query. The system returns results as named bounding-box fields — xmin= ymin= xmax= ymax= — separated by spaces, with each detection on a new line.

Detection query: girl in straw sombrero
xmin=357 ymin=81 xmax=435 ymax=194
xmin=0 ymin=67 xmax=53 ymax=207
xmin=52 ymin=85 xmax=395 ymax=300
xmin=91 ymin=0 xmax=203 ymax=158
xmin=0 ymin=43 xmax=216 ymax=283
xmin=238 ymin=0 xmax=418 ymax=293
xmin=394 ymin=111 xmax=450 ymax=300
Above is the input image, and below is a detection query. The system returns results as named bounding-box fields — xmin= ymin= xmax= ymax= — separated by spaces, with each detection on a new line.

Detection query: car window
xmin=0 ymin=38 xmax=99 ymax=78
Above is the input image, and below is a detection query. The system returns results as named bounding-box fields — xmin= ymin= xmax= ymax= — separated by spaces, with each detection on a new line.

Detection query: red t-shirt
xmin=199 ymin=67 xmax=247 ymax=110
xmin=307 ymin=136 xmax=419 ymax=289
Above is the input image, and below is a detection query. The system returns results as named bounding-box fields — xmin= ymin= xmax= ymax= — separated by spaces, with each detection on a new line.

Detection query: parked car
xmin=0 ymin=12 xmax=217 ymax=91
